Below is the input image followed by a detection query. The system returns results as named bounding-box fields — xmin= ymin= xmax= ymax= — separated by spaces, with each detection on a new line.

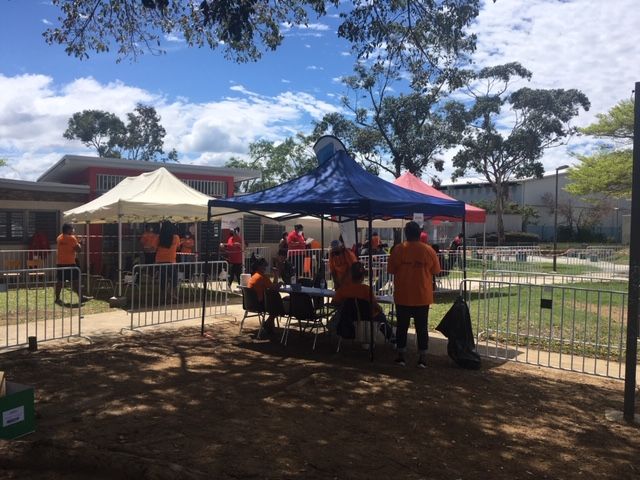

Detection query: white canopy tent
xmin=64 ymin=167 xmax=218 ymax=296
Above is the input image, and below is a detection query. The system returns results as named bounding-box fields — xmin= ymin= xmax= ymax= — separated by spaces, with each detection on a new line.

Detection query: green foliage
xmin=43 ymin=1 xmax=480 ymax=65
xmin=451 ymin=62 xmax=590 ymax=244
xmin=567 ymin=99 xmax=633 ymax=200
xmin=316 ymin=1 xmax=480 ymax=178
xmin=473 ymin=231 xmax=540 ymax=245
xmin=63 ymin=110 xmax=126 ymax=157
xmin=225 ymin=134 xmax=317 ymax=193
xmin=63 ymin=104 xmax=177 ymax=162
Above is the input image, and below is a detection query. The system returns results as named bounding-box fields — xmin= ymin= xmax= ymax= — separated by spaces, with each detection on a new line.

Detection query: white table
xmin=279 ymin=285 xmax=336 ymax=298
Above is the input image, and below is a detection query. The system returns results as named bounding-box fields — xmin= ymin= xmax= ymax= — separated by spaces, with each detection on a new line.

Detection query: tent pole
xmin=117 ymin=215 xmax=123 ymax=297
xmin=320 ymin=216 xmax=325 ymax=278
xmin=482 ymin=221 xmax=487 ymax=278
xmin=85 ymin=221 xmax=90 ymax=295
xmin=201 ymin=207 xmax=212 ymax=336
xmin=368 ymin=215 xmax=374 ymax=361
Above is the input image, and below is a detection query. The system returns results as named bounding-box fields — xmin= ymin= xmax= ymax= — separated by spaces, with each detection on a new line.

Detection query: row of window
xmin=0 ymin=211 xmax=59 ymax=244
xmin=96 ymin=174 xmax=227 ymax=197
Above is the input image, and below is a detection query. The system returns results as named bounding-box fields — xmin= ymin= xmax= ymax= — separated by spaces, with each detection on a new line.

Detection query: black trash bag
xmin=436 ymin=296 xmax=481 ymax=370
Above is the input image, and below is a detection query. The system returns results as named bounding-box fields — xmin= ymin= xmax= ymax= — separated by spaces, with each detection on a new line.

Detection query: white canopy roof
xmin=64 ymin=167 xmax=214 ymax=223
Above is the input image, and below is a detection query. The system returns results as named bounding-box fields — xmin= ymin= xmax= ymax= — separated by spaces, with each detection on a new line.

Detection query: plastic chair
xmin=281 ymin=292 xmax=329 ymax=350
xmin=2 ymin=260 xmax=22 ymax=286
xmin=239 ymin=286 xmax=266 ymax=338
xmin=26 ymin=259 xmax=46 ymax=285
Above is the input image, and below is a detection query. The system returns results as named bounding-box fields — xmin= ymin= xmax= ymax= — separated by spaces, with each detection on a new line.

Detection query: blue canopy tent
xmin=202 ymin=137 xmax=467 ymax=356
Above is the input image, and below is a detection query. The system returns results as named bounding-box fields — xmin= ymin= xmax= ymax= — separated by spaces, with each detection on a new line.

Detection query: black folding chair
xmin=281 ymin=292 xmax=329 ymax=350
xmin=264 ymin=288 xmax=289 ymax=330
xmin=239 ymin=286 xmax=266 ymax=338
xmin=336 ymin=298 xmax=372 ymax=352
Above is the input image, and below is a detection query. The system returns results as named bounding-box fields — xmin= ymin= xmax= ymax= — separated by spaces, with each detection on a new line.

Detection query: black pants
xmin=228 ymin=263 xmax=242 ymax=286
xmin=395 ymin=304 xmax=429 ymax=354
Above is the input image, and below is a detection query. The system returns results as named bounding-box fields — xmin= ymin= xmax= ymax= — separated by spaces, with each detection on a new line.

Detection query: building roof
xmin=37 ymin=155 xmax=261 ymax=183
xmin=0 ymin=177 xmax=89 ymax=194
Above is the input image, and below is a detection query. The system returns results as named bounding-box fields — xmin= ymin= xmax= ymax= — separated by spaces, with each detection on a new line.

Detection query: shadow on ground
xmin=0 ymin=319 xmax=638 ymax=480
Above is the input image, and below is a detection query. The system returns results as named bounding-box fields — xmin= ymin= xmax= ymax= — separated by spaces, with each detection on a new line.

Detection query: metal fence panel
xmin=461 ymin=279 xmax=629 ymax=379
xmin=1 ymin=266 xmax=82 ymax=350
xmin=130 ymin=261 xmax=228 ymax=329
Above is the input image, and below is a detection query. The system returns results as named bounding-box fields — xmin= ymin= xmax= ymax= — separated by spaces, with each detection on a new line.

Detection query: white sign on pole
xmin=221 ymin=218 xmax=240 ymax=230
xmin=413 ymin=213 xmax=424 ymax=228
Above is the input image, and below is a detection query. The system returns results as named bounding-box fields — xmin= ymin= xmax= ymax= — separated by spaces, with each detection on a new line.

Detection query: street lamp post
xmin=614 ymin=207 xmax=620 ymax=243
xmin=553 ymin=165 xmax=570 ymax=272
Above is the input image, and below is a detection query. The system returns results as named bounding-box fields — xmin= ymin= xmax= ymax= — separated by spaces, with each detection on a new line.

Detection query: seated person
xmin=274 ymin=249 xmax=294 ymax=285
xmin=332 ymin=262 xmax=394 ymax=341
xmin=329 ymin=239 xmax=357 ymax=289
xmin=247 ymin=257 xmax=284 ymax=335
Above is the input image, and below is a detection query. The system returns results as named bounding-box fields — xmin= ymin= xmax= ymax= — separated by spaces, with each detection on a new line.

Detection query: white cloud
xmin=281 ymin=79 xmax=291 ymax=84
xmin=302 ymin=23 xmax=330 ymax=31
xmin=306 ymin=65 xmax=324 ymax=71
xmin=340 ymin=51 xmax=350 ymax=57
xmin=164 ymin=33 xmax=184 ymax=43
xmin=0 ymin=74 xmax=341 ymax=180
xmin=41 ymin=18 xmax=52 ymax=25
xmin=456 ymin=0 xmax=640 ymax=177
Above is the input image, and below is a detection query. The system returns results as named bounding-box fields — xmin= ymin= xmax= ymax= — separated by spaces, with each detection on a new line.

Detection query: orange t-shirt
xmin=180 ymin=237 xmax=195 ymax=254
xmin=155 ymin=235 xmax=180 ymax=263
xmin=329 ymin=249 xmax=357 ymax=287
xmin=247 ymin=272 xmax=273 ymax=303
xmin=334 ymin=282 xmax=381 ymax=315
xmin=141 ymin=231 xmax=158 ymax=252
xmin=57 ymin=234 xmax=79 ymax=265
xmin=387 ymin=241 xmax=440 ymax=306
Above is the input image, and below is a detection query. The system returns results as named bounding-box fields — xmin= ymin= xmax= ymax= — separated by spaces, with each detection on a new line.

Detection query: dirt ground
xmin=0 ymin=318 xmax=639 ymax=480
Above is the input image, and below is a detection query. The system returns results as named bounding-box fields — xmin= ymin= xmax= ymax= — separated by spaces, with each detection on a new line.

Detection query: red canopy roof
xmin=393 ymin=172 xmax=486 ymax=223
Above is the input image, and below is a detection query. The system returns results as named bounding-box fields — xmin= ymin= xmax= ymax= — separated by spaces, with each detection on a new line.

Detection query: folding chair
xmin=26 ymin=259 xmax=46 ymax=286
xmin=282 ymin=292 xmax=330 ymax=350
xmin=2 ymin=260 xmax=22 ymax=286
xmin=336 ymin=298 xmax=372 ymax=353
xmin=264 ymin=288 xmax=289 ymax=330
xmin=239 ymin=286 xmax=266 ymax=338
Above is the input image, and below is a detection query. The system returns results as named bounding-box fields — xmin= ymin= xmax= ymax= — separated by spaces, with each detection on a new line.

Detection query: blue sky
xmin=1 ymin=0 xmax=639 ymax=183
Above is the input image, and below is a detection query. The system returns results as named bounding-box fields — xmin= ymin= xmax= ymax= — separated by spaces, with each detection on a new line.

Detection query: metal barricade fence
xmin=358 ymin=254 xmax=393 ymax=295
xmin=244 ymin=246 xmax=272 ymax=273
xmin=484 ymin=270 xmax=625 ymax=286
xmin=130 ymin=261 xmax=228 ymax=329
xmin=287 ymin=248 xmax=326 ymax=281
xmin=460 ymin=278 xmax=629 ymax=379
xmin=1 ymin=266 xmax=82 ymax=351
xmin=0 ymin=249 xmax=57 ymax=278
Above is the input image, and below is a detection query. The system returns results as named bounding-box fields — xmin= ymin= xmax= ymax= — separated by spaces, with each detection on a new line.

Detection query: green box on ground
xmin=0 ymin=382 xmax=35 ymax=439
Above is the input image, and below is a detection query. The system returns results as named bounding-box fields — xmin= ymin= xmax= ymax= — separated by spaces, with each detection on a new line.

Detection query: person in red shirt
xmin=55 ymin=223 xmax=92 ymax=305
xmin=287 ymin=224 xmax=306 ymax=277
xmin=388 ymin=221 xmax=441 ymax=368
xmin=420 ymin=230 xmax=429 ymax=244
xmin=226 ymin=227 xmax=244 ymax=288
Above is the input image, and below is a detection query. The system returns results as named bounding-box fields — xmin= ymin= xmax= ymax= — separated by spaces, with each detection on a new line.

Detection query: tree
xmin=225 ymin=134 xmax=317 ymax=193
xmin=121 ymin=104 xmax=168 ymax=162
xmin=314 ymin=0 xmax=480 ymax=178
xmin=43 ymin=1 xmax=480 ymax=64
xmin=63 ymin=104 xmax=177 ymax=162
xmin=63 ymin=110 xmax=126 ymax=157
xmin=451 ymin=63 xmax=590 ymax=244
xmin=566 ymin=99 xmax=633 ymax=199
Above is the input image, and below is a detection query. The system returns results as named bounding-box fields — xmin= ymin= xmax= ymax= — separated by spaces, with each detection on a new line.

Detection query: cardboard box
xmin=0 ymin=382 xmax=35 ymax=439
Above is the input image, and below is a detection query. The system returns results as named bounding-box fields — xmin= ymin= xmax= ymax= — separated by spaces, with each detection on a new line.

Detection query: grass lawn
xmin=432 ymin=280 xmax=630 ymax=360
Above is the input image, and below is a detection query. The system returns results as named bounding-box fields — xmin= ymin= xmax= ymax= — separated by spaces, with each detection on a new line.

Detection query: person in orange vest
xmin=179 ymin=231 xmax=195 ymax=255
xmin=329 ymin=239 xmax=357 ymax=289
xmin=55 ymin=223 xmax=92 ymax=305
xmin=226 ymin=227 xmax=244 ymax=288
xmin=155 ymin=221 xmax=180 ymax=301
xmin=140 ymin=225 xmax=159 ymax=264
xmin=388 ymin=221 xmax=441 ymax=368
xmin=247 ymin=257 xmax=284 ymax=335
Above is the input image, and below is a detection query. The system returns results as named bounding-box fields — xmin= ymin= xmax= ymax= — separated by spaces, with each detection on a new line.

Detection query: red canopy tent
xmin=393 ymin=172 xmax=486 ymax=223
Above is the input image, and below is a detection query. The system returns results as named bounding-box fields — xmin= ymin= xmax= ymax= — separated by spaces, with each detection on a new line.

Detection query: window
xmin=27 ymin=211 xmax=58 ymax=244
xmin=263 ymin=223 xmax=285 ymax=243
xmin=243 ymin=215 xmax=261 ymax=244
xmin=184 ymin=179 xmax=227 ymax=197
xmin=96 ymin=174 xmax=127 ymax=193
xmin=0 ymin=211 xmax=25 ymax=241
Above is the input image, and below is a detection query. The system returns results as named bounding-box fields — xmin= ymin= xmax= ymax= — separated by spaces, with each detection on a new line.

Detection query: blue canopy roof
xmin=209 ymin=149 xmax=465 ymax=221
